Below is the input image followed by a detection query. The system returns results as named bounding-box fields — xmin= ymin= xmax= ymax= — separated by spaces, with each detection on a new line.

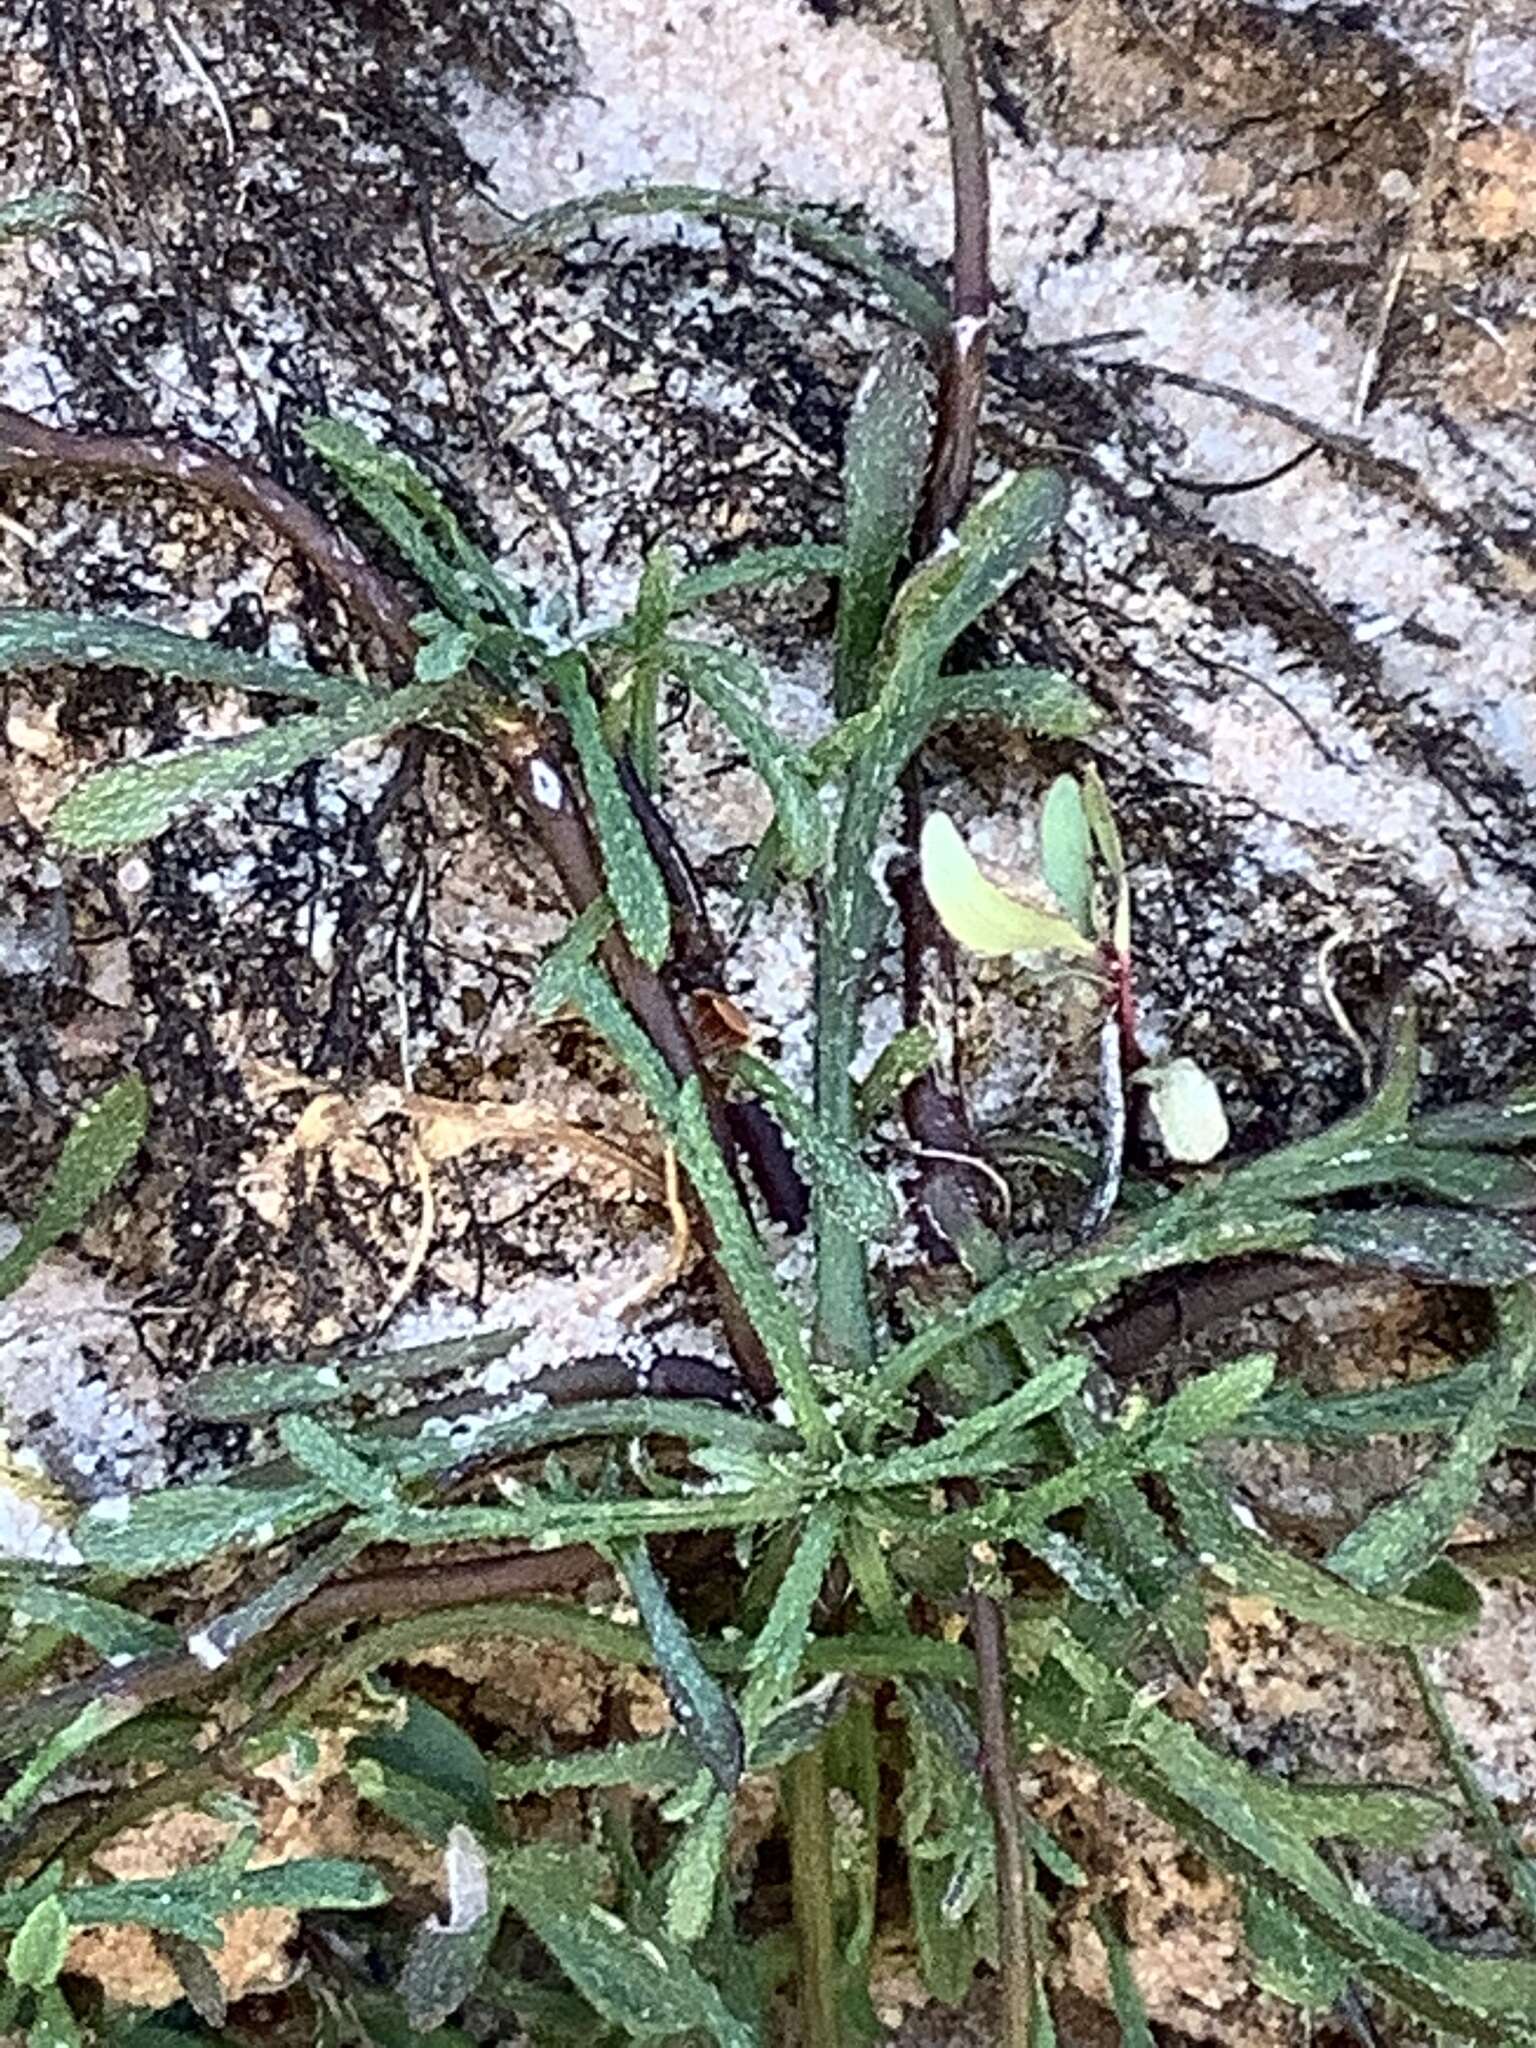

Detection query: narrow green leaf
xmin=352 ymin=1758 xmax=470 ymax=1848
xmin=11 ymin=1858 xmax=389 ymax=1942
xmin=560 ymin=963 xmax=683 ymax=1128
xmin=415 ymin=621 xmax=480 ymax=684
xmin=751 ymin=1675 xmax=855 ymax=1769
xmin=900 ymin=1694 xmax=996 ymax=2001
xmin=1414 ymin=1083 xmax=1536 ymax=1151
xmin=49 ymin=681 xmax=441 ymax=851
xmin=855 ymin=1027 xmax=937 ymax=1131
xmin=1078 ymin=764 xmax=1124 ymax=883
xmin=835 ymin=340 xmax=929 ymax=715
xmin=1039 ymin=775 xmax=1092 ymax=936
xmin=1090 ymin=1910 xmax=1154 ymax=2048
xmin=494 ymin=1737 xmax=695 ymax=1800
xmin=741 ymin=1502 xmax=841 ymax=1740
xmin=498 ymin=1842 xmax=761 ymax=2048
xmin=1239 ymin=994 xmax=1419 ymax=1202
xmin=550 ymin=655 xmax=670 ymax=967
xmin=936 ymin=1358 xmax=1276 ymax=1556
xmin=27 ymin=1985 xmax=80 ymax=2048
xmin=1174 ymin=1466 xmax=1476 ymax=1645
xmin=500 ymin=181 xmax=947 ymax=343
xmin=1033 ymin=1633 xmax=1536 ymax=2044
xmin=670 ymin=541 xmax=845 ymax=610
xmin=278 ymin=1413 xmax=401 ymax=1516
xmin=1078 ymin=765 xmax=1128 ymax=954
xmin=733 ymin=1054 xmax=895 ymax=1238
xmin=0 ymin=1698 xmax=136 ymax=1827
xmin=1257 ymin=1779 xmax=1450 ymax=1849
xmin=1143 ymin=1351 xmax=1277 ymax=1442
xmin=1244 ymin=1887 xmax=1351 ymax=2010
xmin=6 ymin=1586 xmax=176 ymax=1660
xmin=887 ymin=469 xmax=1067 ymax=661
xmin=1246 ymin=1354 xmax=1533 ymax=1448
xmin=0 ymin=608 xmax=367 ymax=708
xmin=0 ymin=1076 xmax=147 ymax=1301
xmin=672 ymin=1079 xmax=831 ymax=1455
xmin=941 ymin=665 xmax=1101 ymax=739
xmin=179 ymin=1322 xmax=528 ymax=1422
xmin=859 ymin=1351 xmax=1092 ymax=1489
xmin=74 ymin=1478 xmax=328 ymax=1574
xmin=620 ymin=1541 xmax=744 ymax=1794
xmin=8 ymin=1898 xmax=70 ymax=1990
xmin=530 ymin=896 xmax=618 ymax=1021
xmin=664 ymin=1786 xmax=733 ymax=1944
xmin=1026 ymin=1527 xmax=1141 ymax=1613
xmin=368 ymin=1479 xmax=799 ymax=1555
xmin=1254 ymin=1136 xmax=1536 ymax=1209
xmin=815 ymin=468 xmax=1071 ymax=1366
xmin=0 ymin=189 xmax=89 ymax=240
xmin=1310 ymin=1207 xmax=1536 ymax=1286
xmin=194 ymin=1527 xmax=366 ymax=1667
xmin=621 ymin=544 xmax=678 ymax=788
xmin=304 ymin=418 xmax=524 ymax=629
xmin=659 ymin=643 xmax=828 ymax=879
xmin=1387 ymin=1144 xmax=1536 ymax=1211
xmin=634 ymin=544 xmax=679 ymax=648
xmin=869 ymin=1191 xmax=1317 ymax=1408
xmin=1328 ymin=1286 xmax=1536 ymax=1593
xmin=808 ymin=666 xmax=1095 ymax=792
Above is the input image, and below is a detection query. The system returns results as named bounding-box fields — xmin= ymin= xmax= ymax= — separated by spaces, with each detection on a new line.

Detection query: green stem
xmin=786 ymin=1745 xmax=842 ymax=2048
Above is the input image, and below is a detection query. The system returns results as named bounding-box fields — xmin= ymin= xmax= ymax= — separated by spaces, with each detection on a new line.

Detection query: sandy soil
xmin=2 ymin=0 xmax=1535 ymax=2037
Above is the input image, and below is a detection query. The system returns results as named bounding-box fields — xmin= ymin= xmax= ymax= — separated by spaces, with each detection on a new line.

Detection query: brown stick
xmin=970 ymin=1586 xmax=1038 ymax=2047
xmin=914 ymin=0 xmax=992 ymax=556
xmin=0 ymin=401 xmax=775 ymax=1399
xmin=1088 ymin=1256 xmax=1335 ymax=1377
xmin=900 ymin=0 xmax=998 ymax=1255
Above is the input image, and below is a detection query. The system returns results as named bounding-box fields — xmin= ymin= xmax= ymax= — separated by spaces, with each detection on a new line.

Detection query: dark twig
xmin=0 ymin=400 xmax=776 ymax=1398
xmin=1089 ymin=1255 xmax=1341 ymax=1375
xmin=0 ymin=1345 xmax=765 ymax=1763
xmin=1166 ymin=441 xmax=1319 ymax=499
xmin=899 ymin=0 xmax=998 ymax=1258
xmin=915 ymin=0 xmax=992 ymax=556
xmin=971 ymin=1585 xmax=1038 ymax=2047
xmin=0 ymin=1545 xmax=604 ymax=1771
xmin=900 ymin=31 xmax=1048 ymax=2028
